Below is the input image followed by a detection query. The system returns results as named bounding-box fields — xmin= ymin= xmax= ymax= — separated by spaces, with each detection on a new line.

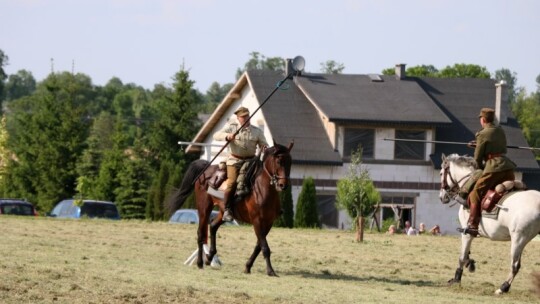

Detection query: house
xmin=186 ymin=62 xmax=540 ymax=235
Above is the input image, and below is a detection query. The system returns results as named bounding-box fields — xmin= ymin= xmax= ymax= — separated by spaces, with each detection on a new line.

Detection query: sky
xmin=1 ymin=0 xmax=539 ymax=94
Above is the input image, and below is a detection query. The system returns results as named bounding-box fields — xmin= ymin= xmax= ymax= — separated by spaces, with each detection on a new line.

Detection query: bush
xmin=294 ymin=177 xmax=320 ymax=228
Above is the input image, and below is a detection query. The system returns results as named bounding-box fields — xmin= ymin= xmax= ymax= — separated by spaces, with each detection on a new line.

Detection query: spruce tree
xmin=146 ymin=160 xmax=171 ymax=221
xmin=294 ymin=177 xmax=320 ymax=228
xmin=114 ymin=150 xmax=151 ymax=219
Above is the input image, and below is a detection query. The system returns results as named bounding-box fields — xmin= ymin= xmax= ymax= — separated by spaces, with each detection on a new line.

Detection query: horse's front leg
xmin=495 ymin=235 xmax=526 ymax=294
xmin=449 ymin=234 xmax=474 ymax=284
xmin=245 ymin=224 xmax=277 ymax=276
xmin=244 ymin=242 xmax=261 ymax=274
xmin=259 ymin=235 xmax=277 ymax=277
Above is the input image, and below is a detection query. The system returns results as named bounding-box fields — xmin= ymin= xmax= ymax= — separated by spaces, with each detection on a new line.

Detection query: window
xmin=344 ymin=128 xmax=374 ymax=159
xmin=394 ymin=130 xmax=426 ymax=160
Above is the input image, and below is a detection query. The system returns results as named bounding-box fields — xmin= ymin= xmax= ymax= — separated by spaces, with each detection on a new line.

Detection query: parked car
xmin=49 ymin=199 xmax=121 ymax=220
xmin=0 ymin=198 xmax=38 ymax=216
xmin=169 ymin=209 xmax=238 ymax=226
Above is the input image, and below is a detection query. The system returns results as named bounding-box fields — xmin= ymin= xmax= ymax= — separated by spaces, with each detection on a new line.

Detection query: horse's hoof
xmin=267 ymin=271 xmax=278 ymax=277
xmin=466 ymin=260 xmax=476 ymax=273
xmin=495 ymin=289 xmax=503 ymax=295
xmin=447 ymin=278 xmax=460 ymax=285
xmin=244 ymin=268 xmax=251 ymax=274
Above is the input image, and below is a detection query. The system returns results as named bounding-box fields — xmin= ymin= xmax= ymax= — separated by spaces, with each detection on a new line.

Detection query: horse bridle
xmin=441 ymin=161 xmax=472 ymax=202
xmin=263 ymin=152 xmax=289 ymax=187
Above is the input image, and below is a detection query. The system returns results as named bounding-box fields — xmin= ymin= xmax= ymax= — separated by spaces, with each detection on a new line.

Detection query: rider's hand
xmin=226 ymin=134 xmax=236 ymax=141
xmin=467 ymin=140 xmax=476 ymax=148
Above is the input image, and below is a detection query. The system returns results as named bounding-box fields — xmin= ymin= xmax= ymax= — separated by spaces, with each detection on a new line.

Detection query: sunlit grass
xmin=1 ymin=216 xmax=539 ymax=303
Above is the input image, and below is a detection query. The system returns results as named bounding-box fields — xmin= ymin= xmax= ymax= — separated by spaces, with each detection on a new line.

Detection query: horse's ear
xmin=287 ymin=140 xmax=294 ymax=152
xmin=441 ymin=153 xmax=446 ymax=161
xmin=272 ymin=139 xmax=277 ymax=147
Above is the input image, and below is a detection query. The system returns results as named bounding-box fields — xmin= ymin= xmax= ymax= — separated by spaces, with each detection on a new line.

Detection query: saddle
xmin=207 ymin=158 xmax=261 ymax=197
xmin=478 ymin=180 xmax=527 ymax=212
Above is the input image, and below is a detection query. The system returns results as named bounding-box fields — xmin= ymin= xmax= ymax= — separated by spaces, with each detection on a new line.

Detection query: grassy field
xmin=1 ymin=216 xmax=539 ymax=304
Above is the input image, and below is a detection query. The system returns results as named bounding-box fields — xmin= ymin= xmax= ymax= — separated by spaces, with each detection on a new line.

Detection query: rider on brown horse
xmin=213 ymin=106 xmax=268 ymax=222
xmin=459 ymin=108 xmax=516 ymax=237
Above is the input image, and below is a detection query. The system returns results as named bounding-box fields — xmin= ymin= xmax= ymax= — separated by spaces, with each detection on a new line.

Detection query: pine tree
xmin=146 ymin=160 xmax=171 ymax=221
xmin=93 ymin=119 xmax=129 ymax=202
xmin=114 ymin=149 xmax=151 ymax=219
xmin=294 ymin=177 xmax=320 ymax=228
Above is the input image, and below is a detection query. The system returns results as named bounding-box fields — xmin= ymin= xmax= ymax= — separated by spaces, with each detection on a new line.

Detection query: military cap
xmin=234 ymin=106 xmax=250 ymax=117
xmin=478 ymin=107 xmax=495 ymax=121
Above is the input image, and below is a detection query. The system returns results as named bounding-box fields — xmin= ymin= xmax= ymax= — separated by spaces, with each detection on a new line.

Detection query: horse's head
xmin=262 ymin=141 xmax=294 ymax=191
xmin=439 ymin=153 xmax=476 ymax=204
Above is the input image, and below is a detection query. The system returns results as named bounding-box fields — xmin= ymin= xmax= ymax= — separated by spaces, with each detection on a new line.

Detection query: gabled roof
xmin=417 ymin=77 xmax=539 ymax=170
xmin=295 ymin=73 xmax=452 ymax=125
xmin=248 ymin=71 xmax=342 ymax=165
xmin=191 ymin=69 xmax=538 ymax=171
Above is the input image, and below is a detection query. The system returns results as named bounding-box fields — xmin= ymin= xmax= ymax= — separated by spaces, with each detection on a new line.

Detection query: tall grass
xmin=1 ymin=216 xmax=539 ymax=303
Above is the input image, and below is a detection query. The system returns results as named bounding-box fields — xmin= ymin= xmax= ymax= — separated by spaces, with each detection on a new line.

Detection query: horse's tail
xmin=167 ymin=159 xmax=209 ymax=215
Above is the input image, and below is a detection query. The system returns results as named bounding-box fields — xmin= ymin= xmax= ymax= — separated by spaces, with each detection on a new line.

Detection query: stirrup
xmin=457 ymin=227 xmax=479 ymax=237
xmin=223 ymin=209 xmax=233 ymax=222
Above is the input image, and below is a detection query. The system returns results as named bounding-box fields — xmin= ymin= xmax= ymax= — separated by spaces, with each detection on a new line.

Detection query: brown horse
xmin=168 ymin=142 xmax=293 ymax=276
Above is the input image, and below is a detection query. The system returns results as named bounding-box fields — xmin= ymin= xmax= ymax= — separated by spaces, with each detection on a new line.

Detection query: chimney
xmin=495 ymin=81 xmax=508 ymax=124
xmin=395 ymin=63 xmax=406 ymax=80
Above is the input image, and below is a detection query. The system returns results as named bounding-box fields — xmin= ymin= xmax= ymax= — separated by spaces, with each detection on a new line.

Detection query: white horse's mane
xmin=444 ymin=153 xmax=477 ymax=170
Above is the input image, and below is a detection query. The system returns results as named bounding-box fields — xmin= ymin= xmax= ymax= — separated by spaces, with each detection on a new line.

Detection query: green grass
xmin=1 ymin=216 xmax=539 ymax=303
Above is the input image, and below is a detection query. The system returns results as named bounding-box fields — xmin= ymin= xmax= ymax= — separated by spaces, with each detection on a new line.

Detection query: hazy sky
xmin=1 ymin=0 xmax=539 ymax=94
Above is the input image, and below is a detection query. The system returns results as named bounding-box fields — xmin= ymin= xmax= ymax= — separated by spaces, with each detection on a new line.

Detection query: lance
xmin=383 ymin=138 xmax=540 ymax=151
xmin=192 ymin=56 xmax=306 ymax=184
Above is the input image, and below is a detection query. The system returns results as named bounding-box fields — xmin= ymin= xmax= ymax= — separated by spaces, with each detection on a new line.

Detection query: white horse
xmin=439 ymin=153 xmax=540 ymax=294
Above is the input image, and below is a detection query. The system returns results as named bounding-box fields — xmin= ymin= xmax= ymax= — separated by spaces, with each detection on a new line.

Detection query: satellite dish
xmin=292 ymin=56 xmax=305 ymax=72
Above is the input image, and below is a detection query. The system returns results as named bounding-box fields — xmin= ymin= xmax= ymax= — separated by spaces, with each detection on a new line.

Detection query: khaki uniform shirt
xmin=474 ymin=122 xmax=516 ymax=173
xmin=214 ymin=119 xmax=269 ymax=166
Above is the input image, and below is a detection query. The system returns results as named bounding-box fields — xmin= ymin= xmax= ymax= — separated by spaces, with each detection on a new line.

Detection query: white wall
xmin=200 ymin=85 xmax=274 ymax=165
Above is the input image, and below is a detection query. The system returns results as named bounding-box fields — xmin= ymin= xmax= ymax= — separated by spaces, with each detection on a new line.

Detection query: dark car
xmin=0 ymin=199 xmax=38 ymax=216
xmin=169 ymin=209 xmax=238 ymax=225
xmin=49 ymin=199 xmax=121 ymax=220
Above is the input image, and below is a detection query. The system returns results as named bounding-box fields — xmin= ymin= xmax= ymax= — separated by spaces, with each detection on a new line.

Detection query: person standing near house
xmin=213 ymin=106 xmax=268 ymax=222
xmin=461 ymin=108 xmax=516 ymax=237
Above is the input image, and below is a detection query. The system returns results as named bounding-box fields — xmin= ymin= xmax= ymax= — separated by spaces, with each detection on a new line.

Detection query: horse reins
xmin=262 ymin=152 xmax=289 ymax=186
xmin=441 ymin=161 xmax=472 ymax=202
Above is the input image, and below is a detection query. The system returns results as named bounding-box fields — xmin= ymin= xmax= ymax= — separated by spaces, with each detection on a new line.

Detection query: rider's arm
xmin=213 ymin=122 xmax=238 ymax=142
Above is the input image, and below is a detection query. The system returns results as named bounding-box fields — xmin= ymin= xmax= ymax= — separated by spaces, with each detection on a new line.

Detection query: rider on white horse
xmin=458 ymin=107 xmax=516 ymax=237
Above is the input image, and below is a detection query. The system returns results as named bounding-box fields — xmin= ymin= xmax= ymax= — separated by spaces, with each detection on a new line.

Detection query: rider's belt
xmin=486 ymin=153 xmax=504 ymax=160
xmin=231 ymin=154 xmax=254 ymax=160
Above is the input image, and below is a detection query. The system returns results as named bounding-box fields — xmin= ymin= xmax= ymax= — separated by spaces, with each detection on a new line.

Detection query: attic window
xmin=368 ymin=74 xmax=383 ymax=82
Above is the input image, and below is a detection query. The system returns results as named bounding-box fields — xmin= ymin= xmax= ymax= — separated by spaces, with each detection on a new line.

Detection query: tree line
xmin=0 ymin=49 xmax=539 ymax=227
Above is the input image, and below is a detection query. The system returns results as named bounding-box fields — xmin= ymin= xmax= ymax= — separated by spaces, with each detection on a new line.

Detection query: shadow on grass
xmin=282 ymin=269 xmax=439 ymax=287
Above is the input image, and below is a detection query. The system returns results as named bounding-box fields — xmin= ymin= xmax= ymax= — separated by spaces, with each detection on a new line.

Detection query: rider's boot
xmin=458 ymin=199 xmax=480 ymax=237
xmin=222 ymin=187 xmax=235 ymax=222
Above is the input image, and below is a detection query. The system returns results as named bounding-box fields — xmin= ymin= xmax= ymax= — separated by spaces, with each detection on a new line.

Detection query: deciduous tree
xmin=336 ymin=148 xmax=380 ymax=242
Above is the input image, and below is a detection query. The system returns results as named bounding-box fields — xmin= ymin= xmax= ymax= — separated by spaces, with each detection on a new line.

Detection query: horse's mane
xmin=444 ymin=153 xmax=477 ymax=169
